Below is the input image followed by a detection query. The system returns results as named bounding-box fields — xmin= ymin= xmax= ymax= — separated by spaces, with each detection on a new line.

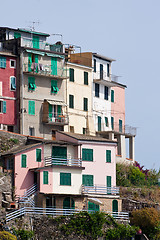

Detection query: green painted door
xmin=107 ymin=176 xmax=111 ymax=194
xmin=98 ymin=116 xmax=101 ymax=131
xmin=33 ymin=36 xmax=39 ymax=49
xmin=88 ymin=201 xmax=99 ymax=212
xmin=28 ymin=53 xmax=32 ymax=72
xmin=51 ymin=57 xmax=57 ymax=75
xmin=63 ymin=197 xmax=75 ymax=210
xmin=112 ymin=200 xmax=118 ymax=212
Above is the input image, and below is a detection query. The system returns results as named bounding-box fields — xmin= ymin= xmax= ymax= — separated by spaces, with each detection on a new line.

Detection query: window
xmin=43 ymin=171 xmax=48 ymax=184
xmin=14 ymin=32 xmax=21 ymax=39
xmin=82 ymin=175 xmax=94 ymax=186
xmin=70 ymin=126 xmax=74 ymax=133
xmin=98 ymin=116 xmax=101 ymax=131
xmin=0 ymin=101 xmax=6 ymax=113
xmin=69 ymin=95 xmax=74 ymax=108
xmin=51 ymin=80 xmax=59 ymax=94
xmin=95 ymin=83 xmax=99 ymax=97
xmin=94 ymin=59 xmax=96 ymax=72
xmin=32 ymin=35 xmax=39 ymax=49
xmin=100 ymin=64 xmax=103 ymax=79
xmin=104 ymin=86 xmax=108 ymax=100
xmin=28 ymin=77 xmax=36 ymax=91
xmin=10 ymin=60 xmax=16 ymax=68
xmin=119 ymin=119 xmax=122 ymax=132
xmin=0 ymin=57 xmax=6 ymax=68
xmin=21 ymin=154 xmax=27 ymax=168
xmin=36 ymin=149 xmax=42 ymax=162
xmin=84 ymin=72 xmax=88 ymax=85
xmin=83 ymin=128 xmax=87 ymax=135
xmin=83 ymin=98 xmax=88 ymax=111
xmin=107 ymin=63 xmax=110 ymax=77
xmin=107 ymin=176 xmax=112 ymax=187
xmin=105 ymin=117 xmax=108 ymax=127
xmin=51 ymin=57 xmax=57 ymax=75
xmin=29 ymin=127 xmax=35 ymax=136
xmin=106 ymin=150 xmax=111 ymax=163
xmin=10 ymin=77 xmax=16 ymax=91
xmin=111 ymin=90 xmax=114 ymax=102
xmin=69 ymin=68 xmax=74 ymax=82
xmin=28 ymin=101 xmax=35 ymax=115
xmin=111 ymin=117 xmax=114 ymax=130
xmin=82 ymin=148 xmax=93 ymax=161
xmin=60 ymin=173 xmax=71 ymax=186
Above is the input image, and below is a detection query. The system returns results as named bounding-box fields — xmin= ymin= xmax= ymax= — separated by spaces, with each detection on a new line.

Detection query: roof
xmin=93 ymin=53 xmax=116 ymax=62
xmin=58 ymin=131 xmax=117 ymax=144
xmin=0 ymin=27 xmax=50 ymax=37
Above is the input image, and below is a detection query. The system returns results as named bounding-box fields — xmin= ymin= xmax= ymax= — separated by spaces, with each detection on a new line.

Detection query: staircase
xmin=18 ymin=184 xmax=37 ymax=207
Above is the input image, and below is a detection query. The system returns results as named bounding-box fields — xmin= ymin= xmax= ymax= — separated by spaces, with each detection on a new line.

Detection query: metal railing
xmin=23 ymin=63 xmax=67 ymax=78
xmin=6 ymin=207 xmax=129 ymax=222
xmin=93 ymin=71 xmax=119 ymax=83
xmin=125 ymin=125 xmax=137 ymax=136
xmin=17 ymin=184 xmax=37 ymax=207
xmin=46 ymin=114 xmax=69 ymax=125
xmin=82 ymin=185 xmax=120 ymax=195
xmin=45 ymin=157 xmax=82 ymax=167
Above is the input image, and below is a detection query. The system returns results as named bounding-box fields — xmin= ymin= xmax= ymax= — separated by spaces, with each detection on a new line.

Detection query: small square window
xmin=10 ymin=77 xmax=16 ymax=91
xmin=29 ymin=127 xmax=35 ymax=136
xmin=10 ymin=60 xmax=16 ymax=68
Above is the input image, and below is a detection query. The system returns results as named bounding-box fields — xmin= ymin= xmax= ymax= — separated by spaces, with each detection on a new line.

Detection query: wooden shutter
xmin=52 ymin=146 xmax=67 ymax=159
xmin=36 ymin=149 xmax=41 ymax=162
xmin=111 ymin=90 xmax=114 ymax=102
xmin=69 ymin=95 xmax=74 ymax=108
xmin=119 ymin=119 xmax=122 ymax=132
xmin=106 ymin=150 xmax=111 ymax=163
xmin=0 ymin=57 xmax=6 ymax=68
xmin=107 ymin=176 xmax=111 ymax=187
xmin=82 ymin=175 xmax=93 ymax=186
xmin=107 ymin=63 xmax=110 ymax=77
xmin=95 ymin=83 xmax=99 ymax=97
xmin=111 ymin=117 xmax=114 ymax=130
xmin=28 ymin=53 xmax=32 ymax=72
xmin=11 ymin=77 xmax=16 ymax=90
xmin=51 ymin=57 xmax=57 ymax=75
xmin=43 ymin=171 xmax=48 ymax=184
xmin=83 ymin=98 xmax=88 ymax=111
xmin=60 ymin=173 xmax=71 ymax=185
xmin=28 ymin=101 xmax=35 ymax=115
xmin=104 ymin=86 xmax=108 ymax=100
xmin=3 ymin=101 xmax=6 ymax=113
xmin=51 ymin=80 xmax=58 ymax=93
xmin=82 ymin=149 xmax=93 ymax=161
xmin=84 ymin=72 xmax=88 ymax=85
xmin=105 ymin=117 xmax=108 ymax=127
xmin=28 ymin=77 xmax=36 ymax=91
xmin=21 ymin=154 xmax=27 ymax=168
xmin=69 ymin=68 xmax=74 ymax=82
xmin=98 ymin=116 xmax=101 ymax=131
xmin=100 ymin=64 xmax=103 ymax=79
xmin=33 ymin=35 xmax=39 ymax=49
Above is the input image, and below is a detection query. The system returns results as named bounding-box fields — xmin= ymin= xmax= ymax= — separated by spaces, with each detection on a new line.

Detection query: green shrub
xmin=14 ymin=229 xmax=34 ymax=240
xmin=105 ymin=224 xmax=137 ymax=240
xmin=0 ymin=231 xmax=17 ymax=240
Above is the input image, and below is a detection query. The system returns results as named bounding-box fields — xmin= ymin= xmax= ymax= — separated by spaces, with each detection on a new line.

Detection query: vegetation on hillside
xmin=0 ymin=231 xmax=17 ymax=240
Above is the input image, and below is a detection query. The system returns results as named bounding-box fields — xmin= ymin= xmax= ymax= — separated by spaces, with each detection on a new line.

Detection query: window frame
xmin=84 ymin=71 xmax=88 ymax=85
xmin=83 ymin=97 xmax=88 ymax=111
xmin=69 ymin=68 xmax=74 ymax=82
xmin=94 ymin=59 xmax=96 ymax=72
xmin=106 ymin=150 xmax=111 ymax=163
xmin=0 ymin=56 xmax=6 ymax=69
xmin=21 ymin=154 xmax=27 ymax=168
xmin=10 ymin=76 xmax=16 ymax=91
xmin=28 ymin=100 xmax=35 ymax=115
xmin=10 ymin=59 xmax=16 ymax=68
xmin=36 ymin=149 xmax=42 ymax=162
xmin=82 ymin=174 xmax=94 ymax=186
xmin=95 ymin=83 xmax=99 ymax=97
xmin=69 ymin=94 xmax=74 ymax=109
xmin=104 ymin=86 xmax=108 ymax=100
xmin=43 ymin=171 xmax=49 ymax=184
xmin=111 ymin=90 xmax=114 ymax=102
xmin=0 ymin=100 xmax=6 ymax=114
xmin=60 ymin=172 xmax=71 ymax=186
xmin=82 ymin=148 xmax=93 ymax=161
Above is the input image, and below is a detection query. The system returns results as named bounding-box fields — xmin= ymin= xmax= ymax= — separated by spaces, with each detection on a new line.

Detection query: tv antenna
xmin=28 ymin=21 xmax=40 ymax=31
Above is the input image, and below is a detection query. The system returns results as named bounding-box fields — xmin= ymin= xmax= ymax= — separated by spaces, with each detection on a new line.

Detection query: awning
xmin=88 ymin=198 xmax=103 ymax=205
xmin=26 ymin=49 xmax=45 ymax=56
xmin=47 ymin=99 xmax=67 ymax=106
xmin=46 ymin=52 xmax=64 ymax=59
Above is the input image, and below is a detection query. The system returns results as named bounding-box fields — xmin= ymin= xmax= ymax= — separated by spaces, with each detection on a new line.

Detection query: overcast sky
xmin=2 ymin=0 xmax=160 ymax=170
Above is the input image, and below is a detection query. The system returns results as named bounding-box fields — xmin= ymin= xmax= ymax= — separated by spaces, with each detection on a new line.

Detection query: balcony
xmin=23 ymin=63 xmax=67 ymax=79
xmin=93 ymin=71 xmax=120 ymax=86
xmin=42 ymin=114 xmax=69 ymax=125
xmin=82 ymin=185 xmax=120 ymax=195
xmin=45 ymin=157 xmax=82 ymax=167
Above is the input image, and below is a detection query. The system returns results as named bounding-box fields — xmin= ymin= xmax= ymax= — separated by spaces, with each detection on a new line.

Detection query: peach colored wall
xmin=39 ymin=168 xmax=53 ymax=193
xmin=111 ymin=86 xmax=125 ymax=132
xmin=14 ymin=145 xmax=44 ymax=196
xmin=81 ymin=143 xmax=117 ymax=186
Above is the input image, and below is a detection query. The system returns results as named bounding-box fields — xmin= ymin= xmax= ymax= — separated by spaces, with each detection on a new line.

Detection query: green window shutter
xmin=111 ymin=117 xmax=114 ymax=130
xmin=36 ymin=149 xmax=41 ymax=162
xmin=84 ymin=72 xmax=88 ymax=85
xmin=82 ymin=149 xmax=93 ymax=161
xmin=57 ymin=105 xmax=62 ymax=116
xmin=69 ymin=95 xmax=74 ymax=108
xmin=60 ymin=173 xmax=71 ymax=186
xmin=11 ymin=77 xmax=16 ymax=90
xmin=95 ymin=83 xmax=99 ymax=97
xmin=35 ymin=55 xmax=39 ymax=73
xmin=82 ymin=175 xmax=93 ymax=186
xmin=94 ymin=59 xmax=96 ymax=72
xmin=105 ymin=117 xmax=108 ymax=127
xmin=107 ymin=63 xmax=110 ymax=77
xmin=104 ymin=86 xmax=108 ymax=100
xmin=51 ymin=57 xmax=57 ymax=75
xmin=52 ymin=146 xmax=67 ymax=159
xmin=28 ymin=77 xmax=36 ymax=91
xmin=51 ymin=80 xmax=58 ymax=94
xmin=88 ymin=201 xmax=99 ymax=211
xmin=33 ymin=35 xmax=39 ymax=49
xmin=98 ymin=116 xmax=101 ymax=131
xmin=106 ymin=150 xmax=111 ymax=163
xmin=3 ymin=101 xmax=6 ymax=113
xmin=28 ymin=101 xmax=35 ymax=115
xmin=107 ymin=176 xmax=111 ymax=187
xmin=119 ymin=119 xmax=122 ymax=132
xmin=14 ymin=32 xmax=21 ymax=39
xmin=43 ymin=171 xmax=48 ymax=184
xmin=83 ymin=98 xmax=88 ymax=111
xmin=0 ymin=57 xmax=6 ymax=68
xmin=69 ymin=68 xmax=74 ymax=82
xmin=111 ymin=90 xmax=114 ymax=102
xmin=28 ymin=53 xmax=32 ymax=72
xmin=21 ymin=154 xmax=27 ymax=168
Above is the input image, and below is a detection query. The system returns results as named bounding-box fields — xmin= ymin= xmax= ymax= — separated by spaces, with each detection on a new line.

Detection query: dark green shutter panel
xmin=106 ymin=150 xmax=111 ymax=163
xmin=35 ymin=55 xmax=38 ymax=72
xmin=28 ymin=53 xmax=32 ymax=72
xmin=51 ymin=57 xmax=57 ymax=75
xmin=43 ymin=171 xmax=48 ymax=184
xmin=84 ymin=72 xmax=88 ymax=85
xmin=107 ymin=63 xmax=110 ymax=77
xmin=112 ymin=200 xmax=118 ymax=212
xmin=21 ymin=154 xmax=27 ymax=168
xmin=51 ymin=80 xmax=58 ymax=93
xmin=69 ymin=95 xmax=74 ymax=108
xmin=11 ymin=77 xmax=16 ymax=90
xmin=107 ymin=176 xmax=111 ymax=187
xmin=88 ymin=201 xmax=99 ymax=211
xmin=98 ymin=116 xmax=101 ymax=131
xmin=111 ymin=117 xmax=114 ymax=130
xmin=82 ymin=149 xmax=93 ymax=161
xmin=28 ymin=101 xmax=35 ymax=115
xmin=52 ymin=146 xmax=67 ymax=159
xmin=119 ymin=119 xmax=122 ymax=132
xmin=14 ymin=32 xmax=21 ymax=39
xmin=3 ymin=101 xmax=6 ymax=113
xmin=105 ymin=117 xmax=108 ymax=127
xmin=28 ymin=77 xmax=36 ymax=91
xmin=111 ymin=90 xmax=114 ymax=102
xmin=60 ymin=173 xmax=71 ymax=185
xmin=48 ymin=104 xmax=53 ymax=120
xmin=84 ymin=98 xmax=88 ymax=111
xmin=36 ymin=149 xmax=41 ymax=162
xmin=33 ymin=35 xmax=39 ymax=49
xmin=69 ymin=68 xmax=74 ymax=82
xmin=82 ymin=175 xmax=93 ymax=186
xmin=0 ymin=57 xmax=6 ymax=68
xmin=104 ymin=86 xmax=108 ymax=100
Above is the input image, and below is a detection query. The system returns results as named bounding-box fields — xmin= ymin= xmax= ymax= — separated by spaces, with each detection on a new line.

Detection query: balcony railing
xmin=93 ymin=71 xmax=119 ymax=83
xmin=45 ymin=157 xmax=82 ymax=167
xmin=43 ymin=114 xmax=69 ymax=125
xmin=82 ymin=185 xmax=120 ymax=195
xmin=125 ymin=125 xmax=137 ymax=136
xmin=23 ymin=63 xmax=67 ymax=78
